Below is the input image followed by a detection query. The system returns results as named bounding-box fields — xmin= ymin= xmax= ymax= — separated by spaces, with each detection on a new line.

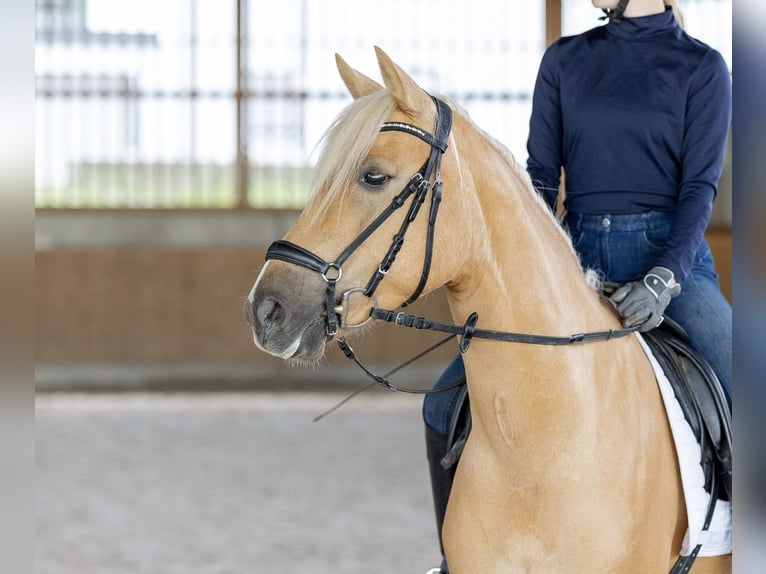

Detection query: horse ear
xmin=335 ymin=53 xmax=383 ymax=99
xmin=374 ymin=46 xmax=432 ymax=117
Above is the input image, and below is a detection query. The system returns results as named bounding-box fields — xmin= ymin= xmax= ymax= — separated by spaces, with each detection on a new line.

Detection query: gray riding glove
xmin=610 ymin=266 xmax=681 ymax=332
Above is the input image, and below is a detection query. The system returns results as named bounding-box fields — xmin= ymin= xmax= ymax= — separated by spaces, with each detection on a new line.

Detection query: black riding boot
xmin=425 ymin=425 xmax=455 ymax=574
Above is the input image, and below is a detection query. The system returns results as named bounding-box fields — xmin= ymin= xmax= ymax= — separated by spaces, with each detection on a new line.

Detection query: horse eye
xmin=362 ymin=172 xmax=390 ymax=187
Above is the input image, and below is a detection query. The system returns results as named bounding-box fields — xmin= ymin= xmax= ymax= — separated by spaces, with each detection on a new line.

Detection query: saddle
xmin=441 ymin=319 xmax=733 ymax=507
xmin=643 ymin=318 xmax=732 ymax=503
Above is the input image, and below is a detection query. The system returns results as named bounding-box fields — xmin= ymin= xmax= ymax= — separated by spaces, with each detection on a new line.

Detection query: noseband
xmin=265 ymin=95 xmax=453 ymax=336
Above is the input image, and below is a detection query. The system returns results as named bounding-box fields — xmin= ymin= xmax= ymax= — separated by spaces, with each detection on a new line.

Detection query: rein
xmin=371 ymin=307 xmax=639 ymax=352
xmin=331 ymin=306 xmax=639 ymax=396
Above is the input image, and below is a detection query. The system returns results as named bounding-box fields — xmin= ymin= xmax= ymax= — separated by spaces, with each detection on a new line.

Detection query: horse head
xmin=244 ymin=47 xmax=474 ymax=364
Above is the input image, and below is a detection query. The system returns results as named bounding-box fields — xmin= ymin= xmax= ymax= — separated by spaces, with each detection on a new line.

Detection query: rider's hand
xmin=610 ymin=266 xmax=681 ymax=332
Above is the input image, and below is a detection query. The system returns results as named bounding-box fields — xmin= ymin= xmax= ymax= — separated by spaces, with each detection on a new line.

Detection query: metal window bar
xmin=34 ymin=0 xmax=730 ymax=211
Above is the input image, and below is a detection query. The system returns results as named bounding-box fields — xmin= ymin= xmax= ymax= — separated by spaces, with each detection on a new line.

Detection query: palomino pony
xmin=244 ymin=47 xmax=730 ymax=573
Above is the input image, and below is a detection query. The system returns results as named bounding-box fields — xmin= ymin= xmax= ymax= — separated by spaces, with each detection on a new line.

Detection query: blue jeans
xmin=423 ymin=211 xmax=732 ymax=434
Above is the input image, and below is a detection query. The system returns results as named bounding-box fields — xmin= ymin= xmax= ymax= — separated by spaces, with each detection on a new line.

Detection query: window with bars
xmin=35 ymin=0 xmax=731 ymax=212
xmin=35 ymin=0 xmax=545 ymax=208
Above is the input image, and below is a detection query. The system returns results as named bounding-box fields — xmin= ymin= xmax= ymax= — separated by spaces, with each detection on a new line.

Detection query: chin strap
xmin=599 ymin=0 xmax=631 ymax=23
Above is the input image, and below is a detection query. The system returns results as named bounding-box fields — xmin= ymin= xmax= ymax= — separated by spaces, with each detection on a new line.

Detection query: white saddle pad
xmin=636 ymin=333 xmax=732 ymax=557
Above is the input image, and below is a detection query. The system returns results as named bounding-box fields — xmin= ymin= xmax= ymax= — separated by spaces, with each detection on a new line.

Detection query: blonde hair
xmin=665 ymin=0 xmax=685 ymax=29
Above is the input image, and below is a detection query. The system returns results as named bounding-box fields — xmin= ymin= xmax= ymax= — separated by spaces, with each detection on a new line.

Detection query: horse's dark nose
xmin=255 ymin=296 xmax=284 ymax=334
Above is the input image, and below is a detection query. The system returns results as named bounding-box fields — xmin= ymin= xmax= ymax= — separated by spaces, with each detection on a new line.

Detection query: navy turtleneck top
xmin=526 ymin=7 xmax=731 ymax=281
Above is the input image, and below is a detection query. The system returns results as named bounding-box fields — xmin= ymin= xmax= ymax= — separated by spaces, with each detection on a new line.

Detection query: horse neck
xmin=444 ymin=124 xmax=618 ymax=340
xmin=439 ymin=122 xmax=633 ymax=437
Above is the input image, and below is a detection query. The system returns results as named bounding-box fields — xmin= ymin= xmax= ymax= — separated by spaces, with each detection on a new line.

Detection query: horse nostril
xmin=256 ymin=297 xmax=284 ymax=332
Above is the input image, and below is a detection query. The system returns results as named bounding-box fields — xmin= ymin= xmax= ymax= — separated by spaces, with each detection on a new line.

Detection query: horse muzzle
xmin=244 ymin=265 xmax=332 ymax=364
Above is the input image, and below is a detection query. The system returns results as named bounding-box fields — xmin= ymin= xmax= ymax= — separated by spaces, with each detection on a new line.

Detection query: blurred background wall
xmin=35 ymin=0 xmax=732 ymax=390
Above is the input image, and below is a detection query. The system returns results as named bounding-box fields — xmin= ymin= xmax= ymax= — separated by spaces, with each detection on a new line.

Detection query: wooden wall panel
xmin=35 ymin=248 xmax=456 ymax=364
xmin=36 ymin=229 xmax=731 ymax=365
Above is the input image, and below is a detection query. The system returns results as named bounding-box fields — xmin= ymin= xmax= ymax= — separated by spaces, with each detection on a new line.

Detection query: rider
xmin=423 ymin=1 xmax=732 ymax=572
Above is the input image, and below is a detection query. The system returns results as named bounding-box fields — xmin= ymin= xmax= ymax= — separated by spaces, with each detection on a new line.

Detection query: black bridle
xmin=264 ymin=94 xmax=639 ymax=391
xmin=266 ymin=95 xmax=453 ymax=337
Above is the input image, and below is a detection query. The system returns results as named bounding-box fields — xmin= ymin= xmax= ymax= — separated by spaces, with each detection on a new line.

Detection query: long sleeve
xmin=654 ymin=50 xmax=732 ymax=281
xmin=526 ymin=46 xmax=563 ymax=212
xmin=524 ymin=8 xmax=731 ymax=284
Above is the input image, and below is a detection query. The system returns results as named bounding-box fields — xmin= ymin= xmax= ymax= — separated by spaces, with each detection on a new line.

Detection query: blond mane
xmin=445 ymin=97 xmax=602 ymax=291
xmin=307 ymin=90 xmax=397 ymax=225
xmin=307 ymin=90 xmax=600 ymax=290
